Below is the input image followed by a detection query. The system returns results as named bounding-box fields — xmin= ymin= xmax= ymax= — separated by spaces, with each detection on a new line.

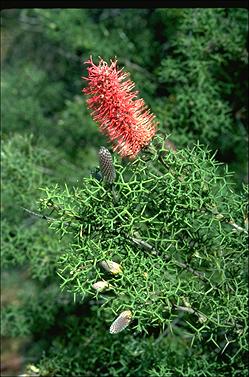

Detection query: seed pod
xmin=100 ymin=260 xmax=122 ymax=275
xmin=92 ymin=280 xmax=109 ymax=292
xmin=98 ymin=147 xmax=116 ymax=183
xmin=109 ymin=310 xmax=132 ymax=334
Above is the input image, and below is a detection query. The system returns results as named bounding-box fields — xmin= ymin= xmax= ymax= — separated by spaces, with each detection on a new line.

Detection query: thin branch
xmin=174 ymin=305 xmax=195 ymax=314
xmin=210 ymin=208 xmax=248 ymax=234
xmin=22 ymin=207 xmax=80 ymax=228
xmin=229 ymin=220 xmax=248 ymax=234
xmin=128 ymin=235 xmax=207 ymax=281
xmin=174 ymin=304 xmax=208 ymax=324
xmin=175 ymin=260 xmax=207 ymax=281
xmin=129 ymin=236 xmax=159 ymax=256
xmin=21 ymin=207 xmax=55 ymax=222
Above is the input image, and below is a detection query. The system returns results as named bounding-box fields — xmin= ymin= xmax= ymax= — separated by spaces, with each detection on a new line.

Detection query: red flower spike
xmin=82 ymin=56 xmax=158 ymax=159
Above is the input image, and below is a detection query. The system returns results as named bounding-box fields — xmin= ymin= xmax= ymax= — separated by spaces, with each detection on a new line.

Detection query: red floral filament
xmin=82 ymin=56 xmax=158 ymax=159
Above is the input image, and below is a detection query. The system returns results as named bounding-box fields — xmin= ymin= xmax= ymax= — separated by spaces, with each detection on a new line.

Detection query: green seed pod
xmin=109 ymin=310 xmax=132 ymax=334
xmin=98 ymin=147 xmax=116 ymax=183
xmin=100 ymin=260 xmax=122 ymax=275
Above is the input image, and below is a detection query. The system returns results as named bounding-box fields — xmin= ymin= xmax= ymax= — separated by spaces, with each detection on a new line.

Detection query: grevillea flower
xmin=82 ymin=56 xmax=158 ymax=159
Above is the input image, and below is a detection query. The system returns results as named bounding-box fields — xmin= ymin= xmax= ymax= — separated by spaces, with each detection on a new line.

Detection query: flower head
xmin=83 ymin=56 xmax=158 ymax=159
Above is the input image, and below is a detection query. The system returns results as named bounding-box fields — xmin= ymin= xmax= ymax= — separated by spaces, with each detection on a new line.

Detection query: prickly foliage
xmin=34 ymin=135 xmax=248 ymax=374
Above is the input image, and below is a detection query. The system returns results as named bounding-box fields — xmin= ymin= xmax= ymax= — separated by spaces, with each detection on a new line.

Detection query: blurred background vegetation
xmin=1 ymin=8 xmax=248 ymax=376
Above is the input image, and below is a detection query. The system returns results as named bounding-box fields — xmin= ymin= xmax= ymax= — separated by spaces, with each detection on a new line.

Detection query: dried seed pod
xmin=109 ymin=310 xmax=132 ymax=334
xmin=98 ymin=146 xmax=116 ymax=183
xmin=100 ymin=260 xmax=122 ymax=275
xmin=92 ymin=280 xmax=109 ymax=292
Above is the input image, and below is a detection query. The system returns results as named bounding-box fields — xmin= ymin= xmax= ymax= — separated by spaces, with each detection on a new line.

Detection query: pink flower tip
xmin=82 ymin=56 xmax=158 ymax=159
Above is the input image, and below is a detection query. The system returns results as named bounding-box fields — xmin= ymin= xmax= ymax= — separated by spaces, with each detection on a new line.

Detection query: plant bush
xmin=1 ymin=8 xmax=248 ymax=377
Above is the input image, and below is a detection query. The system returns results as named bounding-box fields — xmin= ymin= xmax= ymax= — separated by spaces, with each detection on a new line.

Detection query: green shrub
xmin=1 ymin=8 xmax=248 ymax=377
xmin=3 ymin=135 xmax=247 ymax=376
